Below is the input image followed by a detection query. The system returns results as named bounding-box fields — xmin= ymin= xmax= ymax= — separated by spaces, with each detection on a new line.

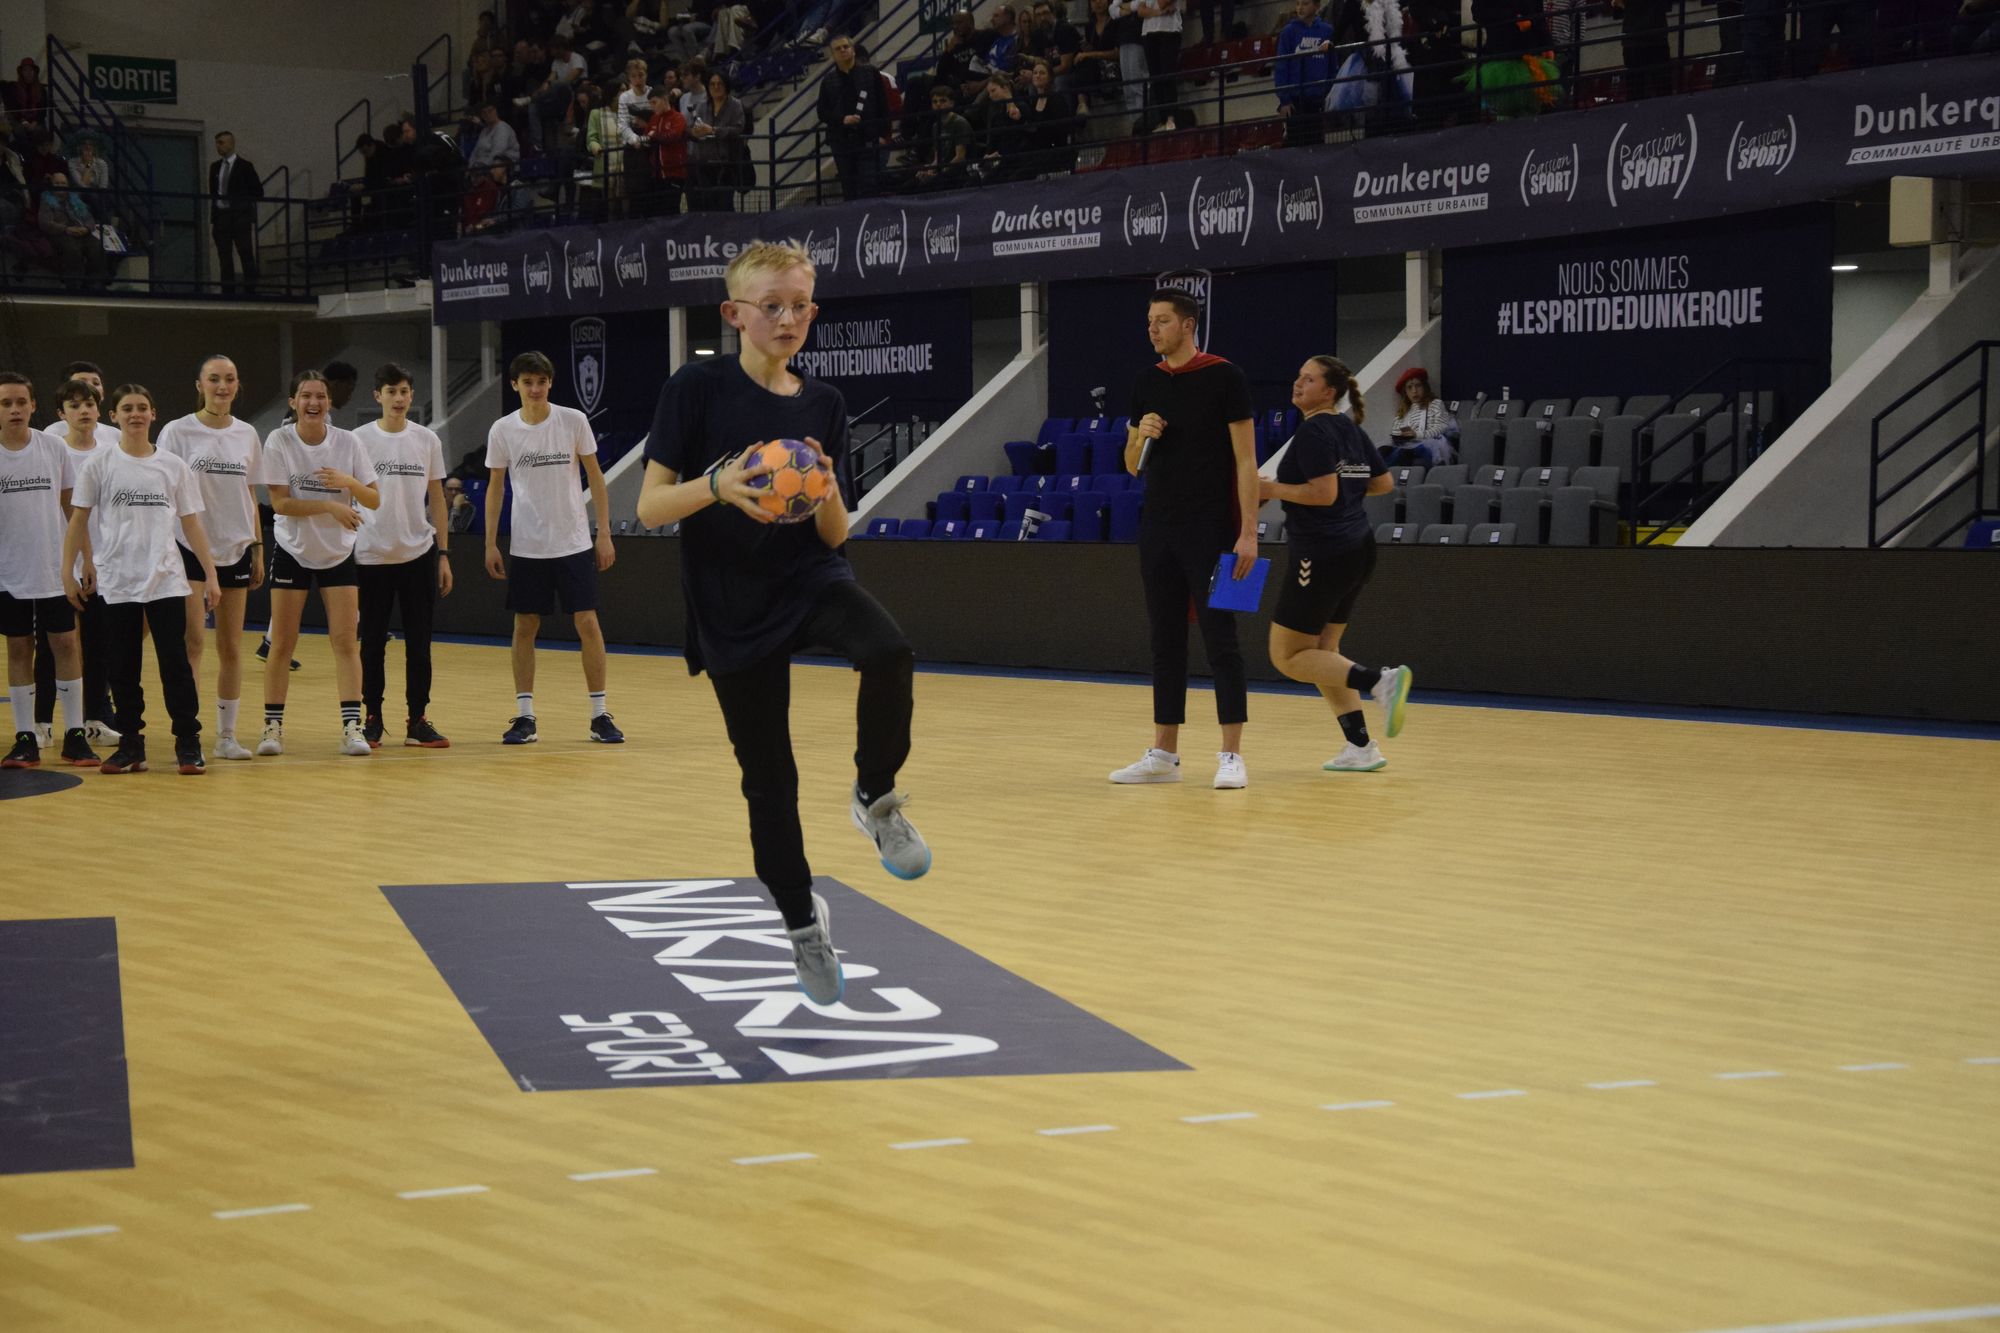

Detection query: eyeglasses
xmin=744 ymin=300 xmax=814 ymax=324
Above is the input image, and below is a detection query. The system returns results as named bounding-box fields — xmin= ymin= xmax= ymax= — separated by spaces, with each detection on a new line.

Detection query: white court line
xmin=733 ymin=1153 xmax=816 ymax=1166
xmin=396 ymin=1185 xmax=489 ymax=1200
xmin=17 ymin=1225 xmax=119 ymax=1243
xmin=212 ymin=1204 xmax=310 ymax=1221
xmin=1180 ymin=1112 xmax=1259 ymax=1124
xmin=1588 ymin=1080 xmax=1660 ymax=1090
xmin=1715 ymin=1070 xmax=1785 ymax=1080
xmin=568 ymin=1168 xmax=658 ymax=1182
xmin=1037 ymin=1124 xmax=1117 ymax=1136
xmin=1457 ymin=1089 xmax=1529 ymax=1100
xmin=1838 ymin=1063 xmax=1910 ymax=1073
xmin=1678 ymin=1301 xmax=2000 ymax=1332
xmin=889 ymin=1138 xmax=970 ymax=1151
xmin=1965 ymin=1057 xmax=2000 ymax=1065
xmin=1321 ymin=1100 xmax=1396 ymax=1112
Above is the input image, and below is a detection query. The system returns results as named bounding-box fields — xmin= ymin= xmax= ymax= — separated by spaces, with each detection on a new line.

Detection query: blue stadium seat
xmin=934 ymin=492 xmax=970 ymax=523
xmin=969 ymin=493 xmax=1004 ymax=521
xmin=953 ymin=474 xmax=989 ymax=492
xmin=1055 ymin=433 xmax=1091 ymax=477
xmin=1023 ymin=474 xmax=1058 ymax=493
xmin=1036 ymin=418 xmax=1075 ymax=448
xmin=1002 ymin=441 xmax=1040 ymax=476
xmin=1032 ymin=520 xmax=1073 ymax=541
xmin=1071 ymin=492 xmax=1110 ymax=540
xmin=863 ymin=517 xmax=898 ymax=539
xmin=1075 ymin=414 xmax=1113 ymax=433
xmin=1036 ymin=494 xmax=1073 ymax=521
xmin=1109 ymin=491 xmax=1144 ymax=541
xmin=897 ymin=519 xmax=932 ymax=539
xmin=933 ymin=519 xmax=971 ymax=539
xmin=969 ymin=519 xmax=1000 ymax=539
xmin=1092 ymin=473 xmax=1131 ymax=492
xmin=1089 ymin=433 xmax=1125 ymax=476
xmin=1112 ymin=416 xmax=1131 ymax=434
xmin=1057 ymin=474 xmax=1089 ymax=492
xmin=1002 ymin=493 xmax=1039 ymax=523
xmin=991 ymin=476 xmax=1025 ymax=494
xmin=1966 ymin=520 xmax=2000 ymax=548
xmin=999 ymin=520 xmax=1025 ymax=541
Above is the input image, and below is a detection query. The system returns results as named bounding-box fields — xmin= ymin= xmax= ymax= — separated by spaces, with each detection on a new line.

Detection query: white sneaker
xmin=86 ymin=719 xmax=121 ymax=745
xmin=1323 ymin=741 xmax=1386 ymax=772
xmin=1109 ymin=748 xmax=1182 ymax=784
xmin=35 ymin=722 xmax=53 ymax=749
xmin=340 ymin=720 xmax=371 ymax=756
xmin=1374 ymin=666 xmax=1412 ymax=740
xmin=1213 ymin=751 xmax=1247 ymax=789
xmin=214 ymin=734 xmax=255 ymax=761
xmin=787 ymin=892 xmax=843 ymax=1006
xmin=256 ymin=721 xmax=284 ymax=756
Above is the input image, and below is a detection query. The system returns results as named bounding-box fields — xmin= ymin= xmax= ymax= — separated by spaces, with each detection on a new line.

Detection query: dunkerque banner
xmin=431 ymin=56 xmax=2000 ymax=323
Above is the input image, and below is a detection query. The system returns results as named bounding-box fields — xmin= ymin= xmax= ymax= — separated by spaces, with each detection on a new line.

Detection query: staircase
xmin=1869 ymin=341 xmax=2000 ymax=548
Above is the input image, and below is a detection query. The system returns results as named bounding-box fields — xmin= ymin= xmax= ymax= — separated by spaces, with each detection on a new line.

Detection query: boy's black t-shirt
xmin=645 ymin=357 xmax=853 ymax=677
xmin=1278 ymin=411 xmax=1383 ymax=548
xmin=1127 ymin=354 xmax=1254 ymax=529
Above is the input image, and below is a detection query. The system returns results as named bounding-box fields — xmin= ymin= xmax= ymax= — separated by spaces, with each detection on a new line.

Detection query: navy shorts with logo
xmin=506 ymin=550 xmax=599 ymax=616
xmin=1271 ymin=536 xmax=1376 ymax=635
xmin=269 ymin=546 xmax=358 ymax=590
xmin=180 ymin=545 xmax=259 ymax=588
xmin=0 ymin=591 xmax=76 ymax=638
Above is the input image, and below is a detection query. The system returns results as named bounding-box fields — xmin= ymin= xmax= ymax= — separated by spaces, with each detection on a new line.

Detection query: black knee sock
xmin=340 ymin=700 xmax=361 ymax=726
xmin=1345 ymin=663 xmax=1379 ymax=692
xmin=1338 ymin=710 xmax=1371 ymax=747
xmin=265 ymin=703 xmax=284 ymax=725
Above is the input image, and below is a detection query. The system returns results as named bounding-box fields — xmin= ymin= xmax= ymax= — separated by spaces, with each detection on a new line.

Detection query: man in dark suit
xmin=208 ymin=130 xmax=263 ymax=294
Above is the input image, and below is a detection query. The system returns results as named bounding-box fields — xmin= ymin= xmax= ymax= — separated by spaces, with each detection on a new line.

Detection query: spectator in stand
xmin=679 ymin=59 xmax=709 ymax=118
xmin=637 ymin=88 xmax=689 ymax=215
xmin=38 ymin=173 xmax=110 ymax=289
xmin=23 ymin=128 xmax=67 ymax=207
xmin=911 ymin=84 xmax=973 ymax=191
xmin=1463 ymin=0 xmax=1557 ymax=119
xmin=687 ymin=70 xmax=747 ymax=212
xmin=466 ymin=48 xmax=509 ymax=111
xmin=67 ymin=137 xmax=112 ymax=221
xmin=1796 ymin=0 xmax=1876 ymax=71
xmin=1109 ymin=0 xmax=1183 ymax=130
xmin=1275 ymin=0 xmax=1332 ymax=146
xmin=1405 ymin=0 xmax=1468 ymax=126
xmin=553 ymin=1 xmax=616 ymax=64
xmin=207 ymin=131 xmax=263 ymax=295
xmin=1072 ymin=0 xmax=1126 ymax=110
xmin=984 ymin=4 xmax=1025 ymax=69
xmin=4 ymin=58 xmax=46 ymax=129
xmin=583 ymin=83 xmax=628 ymax=215
xmin=1196 ymin=0 xmax=1234 ymax=45
xmin=709 ymin=2 xmax=758 ymax=59
xmin=463 ymin=157 xmax=543 ymax=232
xmin=468 ymin=102 xmax=523 ymax=172
xmin=1612 ymin=0 xmax=1673 ymax=99
xmin=1017 ymin=59 xmax=1082 ymax=174
xmin=402 ymin=114 xmax=466 ymax=238
xmin=1022 ymin=1 xmax=1084 ymax=82
xmin=818 ymin=36 xmax=888 ymax=202
xmin=615 ymin=57 xmax=653 ymax=147
xmin=444 ymin=477 xmax=476 ymax=534
xmin=529 ymin=36 xmax=588 ymax=152
xmin=323 ymin=363 xmax=361 ymax=429
xmin=1383 ymin=367 xmax=1454 ymax=465
xmin=0 ymin=128 xmax=28 ymax=231
xmin=936 ymin=12 xmax=995 ymax=102
xmin=469 ymin=9 xmax=503 ymax=61
xmin=966 ymin=71 xmax=1027 ymax=179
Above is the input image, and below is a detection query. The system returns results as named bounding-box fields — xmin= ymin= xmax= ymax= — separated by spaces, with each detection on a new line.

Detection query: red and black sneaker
xmin=362 ymin=714 xmax=384 ymax=749
xmin=174 ymin=738 xmax=206 ymax=775
xmin=99 ymin=741 xmax=148 ymax=774
xmin=60 ymin=728 xmax=100 ymax=767
xmin=404 ymin=717 xmax=451 ymax=748
xmin=2 ymin=730 xmax=39 ymax=769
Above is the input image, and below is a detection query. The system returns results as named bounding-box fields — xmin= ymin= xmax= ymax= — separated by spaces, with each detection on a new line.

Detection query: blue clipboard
xmin=1206 ymin=553 xmax=1270 ymax=612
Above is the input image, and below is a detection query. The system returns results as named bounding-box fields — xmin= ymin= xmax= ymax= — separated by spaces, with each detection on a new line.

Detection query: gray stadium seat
xmin=1474 ymin=398 xmax=1526 ymax=420
xmin=1421 ymin=523 xmax=1468 ymax=545
xmin=1402 ymin=484 xmax=1444 ymax=531
xmin=1363 ymin=491 xmax=1397 ymax=529
xmin=1378 ymin=523 xmax=1421 ymax=545
xmin=1525 ymin=397 xmax=1571 ymax=421
xmin=1550 ymin=487 xmax=1618 ymax=546
xmin=1572 ymin=395 xmax=1622 ymax=421
xmin=1457 ymin=418 xmax=1503 ymax=472
xmin=1502 ymin=418 xmax=1547 ymax=471
xmin=1424 ymin=464 xmax=1468 ymax=492
xmin=1623 ymin=394 xmax=1672 ymax=421
xmin=1475 ymin=465 xmax=1519 ymax=491
xmin=1571 ymin=466 xmax=1620 ymax=502
xmin=1676 ymin=392 xmax=1725 ymax=417
xmin=1498 ymin=488 xmax=1549 ymax=543
xmin=1550 ymin=418 xmax=1598 ymax=473
xmin=1451 ymin=484 xmax=1500 ymax=526
xmin=1470 ymin=522 xmax=1517 ymax=545
xmin=1700 ymin=410 xmax=1740 ymax=484
xmin=1388 ymin=463 xmax=1425 ymax=489
xmin=1514 ymin=465 xmax=1569 ymax=489
xmin=1599 ymin=416 xmax=1646 ymax=480
xmin=1647 ymin=413 xmax=1703 ymax=487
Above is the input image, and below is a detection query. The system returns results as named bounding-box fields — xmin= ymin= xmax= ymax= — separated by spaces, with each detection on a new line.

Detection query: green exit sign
xmin=87 ymin=53 xmax=178 ymax=104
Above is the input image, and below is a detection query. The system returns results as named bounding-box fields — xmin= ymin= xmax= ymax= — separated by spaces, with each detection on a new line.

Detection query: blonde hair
xmin=724 ymin=241 xmax=815 ymax=298
xmin=1308 ymin=355 xmax=1364 ymax=425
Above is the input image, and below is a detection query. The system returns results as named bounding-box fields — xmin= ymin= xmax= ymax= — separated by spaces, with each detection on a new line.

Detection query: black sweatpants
xmin=708 ymin=579 xmax=914 ymax=931
xmin=358 ymin=551 xmax=437 ymax=720
xmin=1139 ymin=519 xmax=1248 ymax=728
xmin=104 ymin=597 xmax=200 ymax=743
xmin=33 ymin=594 xmax=112 ymax=726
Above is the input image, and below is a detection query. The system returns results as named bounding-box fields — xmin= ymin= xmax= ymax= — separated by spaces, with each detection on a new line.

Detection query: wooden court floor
xmin=2 ymin=633 xmax=1997 ymax=1333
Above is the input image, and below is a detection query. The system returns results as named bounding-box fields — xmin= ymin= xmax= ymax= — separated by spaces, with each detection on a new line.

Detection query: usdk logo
xmin=613 ymin=242 xmax=648 ymax=287
xmin=922 ymin=214 xmax=961 ymax=263
xmin=523 ymin=252 xmax=553 ymax=296
xmin=1518 ymin=143 xmax=1579 ymax=207
xmin=802 ymin=227 xmax=840 ymax=274
xmin=1275 ymin=177 xmax=1322 ymax=233
xmin=1607 ymin=114 xmax=1698 ymax=207
xmin=853 ymin=211 xmax=909 ymax=279
xmin=571 ymin=317 xmax=606 ymax=416
xmin=1122 ymin=192 xmax=1170 ymax=246
xmin=1187 ymin=171 xmax=1253 ymax=250
xmin=564 ymin=239 xmax=604 ymax=298
xmin=1728 ymin=116 xmax=1796 ymax=179
xmin=1156 ymin=267 xmax=1213 ymax=347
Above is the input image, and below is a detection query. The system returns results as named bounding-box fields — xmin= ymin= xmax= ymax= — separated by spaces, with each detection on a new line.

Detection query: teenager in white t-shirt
xmin=0 ymin=372 xmax=91 ymax=770
xmin=29 ymin=377 xmax=118 ymax=758
xmin=354 ymin=363 xmax=453 ymax=748
xmin=62 ymin=383 xmax=221 ymax=776
xmin=159 ymin=354 xmax=266 ymax=761
xmin=253 ymin=369 xmax=380 ymax=758
xmin=483 ymin=350 xmax=620 ymax=746
xmin=57 ymin=360 xmax=122 ymax=449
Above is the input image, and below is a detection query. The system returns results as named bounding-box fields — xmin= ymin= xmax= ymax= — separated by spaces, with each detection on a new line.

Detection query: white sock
xmin=589 ymin=691 xmax=607 ymax=719
xmin=56 ymin=678 xmax=81 ymax=732
xmin=516 ymin=692 xmax=534 ymax=719
xmin=218 ymin=698 xmax=240 ymax=739
xmin=8 ymin=684 xmax=32 ymax=735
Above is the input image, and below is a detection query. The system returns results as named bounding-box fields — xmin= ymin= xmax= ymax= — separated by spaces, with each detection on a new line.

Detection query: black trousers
xmin=212 ymin=207 xmax=258 ymax=292
xmin=708 ymin=580 xmax=914 ymax=930
xmin=358 ymin=551 xmax=437 ymax=720
xmin=104 ymin=597 xmax=200 ymax=743
xmin=1142 ymin=31 xmax=1182 ymax=115
xmin=33 ymin=594 xmax=112 ymax=726
xmin=1139 ymin=519 xmax=1248 ymax=728
xmin=830 ymin=143 xmax=878 ymax=200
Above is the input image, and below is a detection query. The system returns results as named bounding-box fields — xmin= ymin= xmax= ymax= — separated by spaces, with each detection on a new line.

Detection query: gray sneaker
xmin=851 ymin=784 xmax=932 ymax=880
xmin=787 ymin=892 xmax=843 ymax=1006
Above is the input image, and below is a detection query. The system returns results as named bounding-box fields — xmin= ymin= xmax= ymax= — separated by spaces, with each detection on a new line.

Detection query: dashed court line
xmin=1180 ymin=1111 xmax=1259 ymax=1124
xmin=1680 ymin=1300 xmax=2000 ymax=1332
xmin=1839 ymin=1063 xmax=1909 ymax=1073
xmin=17 ymin=1225 xmax=119 ymax=1243
xmin=396 ymin=1185 xmax=489 ymax=1200
xmin=1037 ymin=1124 xmax=1117 ymax=1136
xmin=1457 ymin=1088 xmax=1529 ymax=1100
xmin=212 ymin=1204 xmax=310 ymax=1221
xmin=1715 ymin=1070 xmax=1786 ymax=1081
xmin=567 ymin=1168 xmax=658 ymax=1182
xmin=889 ymin=1138 xmax=971 ymax=1151
xmin=733 ymin=1152 xmax=817 ymax=1166
xmin=1321 ymin=1100 xmax=1395 ymax=1112
xmin=1588 ymin=1080 xmax=1660 ymax=1090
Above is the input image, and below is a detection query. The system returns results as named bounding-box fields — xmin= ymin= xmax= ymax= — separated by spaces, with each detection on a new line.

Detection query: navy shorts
xmin=269 ymin=546 xmax=358 ymax=590
xmin=180 ymin=545 xmax=258 ymax=588
xmin=0 ymin=591 xmax=75 ymax=638
xmin=1271 ymin=537 xmax=1376 ymax=634
xmin=506 ymin=550 xmax=598 ymax=616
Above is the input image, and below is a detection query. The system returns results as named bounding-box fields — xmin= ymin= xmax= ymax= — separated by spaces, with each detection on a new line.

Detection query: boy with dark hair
xmin=354 ymin=363 xmax=453 ymax=748
xmin=0 ymin=372 xmax=90 ymax=768
xmin=483 ymin=350 xmax=620 ymax=745
xmin=59 ymin=361 xmax=119 ymax=446
xmin=30 ymin=377 xmax=115 ymax=759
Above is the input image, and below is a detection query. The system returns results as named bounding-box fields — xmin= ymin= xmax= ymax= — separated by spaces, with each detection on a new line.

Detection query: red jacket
xmin=643 ymin=109 xmax=688 ymax=180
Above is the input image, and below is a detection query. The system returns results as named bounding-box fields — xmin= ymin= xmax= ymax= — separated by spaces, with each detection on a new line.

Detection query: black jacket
xmin=208 ymin=154 xmax=265 ymax=203
xmin=816 ymin=62 xmax=887 ymax=148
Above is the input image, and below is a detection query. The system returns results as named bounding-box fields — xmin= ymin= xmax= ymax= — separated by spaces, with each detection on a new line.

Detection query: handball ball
xmin=746 ymin=438 xmax=831 ymax=524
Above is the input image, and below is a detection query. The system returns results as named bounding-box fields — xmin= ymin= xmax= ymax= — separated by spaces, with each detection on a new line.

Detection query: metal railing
xmin=1869 ymin=342 xmax=1998 ymax=549
xmin=335 ymin=98 xmax=374 ymax=178
xmin=40 ymin=36 xmax=160 ymax=245
xmin=415 ymin=33 xmax=455 ymax=127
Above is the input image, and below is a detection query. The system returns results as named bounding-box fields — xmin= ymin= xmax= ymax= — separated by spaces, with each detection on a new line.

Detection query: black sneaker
xmin=100 ymin=741 xmax=148 ymax=774
xmin=502 ymin=715 xmax=538 ymax=745
xmin=256 ymin=638 xmax=301 ymax=671
xmin=405 ymin=717 xmax=451 ymax=748
xmin=362 ymin=714 xmax=384 ymax=748
xmin=60 ymin=728 xmax=101 ymax=767
xmin=175 ymin=738 xmax=206 ymax=775
xmin=2 ymin=730 xmax=38 ymax=769
xmin=589 ymin=714 xmax=625 ymax=744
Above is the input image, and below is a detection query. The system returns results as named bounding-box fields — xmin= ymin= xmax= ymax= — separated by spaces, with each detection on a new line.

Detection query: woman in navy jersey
xmin=1260 ymin=355 xmax=1413 ymax=773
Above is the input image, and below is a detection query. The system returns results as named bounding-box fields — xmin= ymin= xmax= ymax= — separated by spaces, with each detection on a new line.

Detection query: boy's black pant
xmin=104 ymin=597 xmax=200 ymax=742
xmin=33 ymin=594 xmax=112 ymax=726
xmin=1139 ymin=517 xmax=1249 ymax=729
xmin=358 ymin=551 xmax=437 ymax=721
